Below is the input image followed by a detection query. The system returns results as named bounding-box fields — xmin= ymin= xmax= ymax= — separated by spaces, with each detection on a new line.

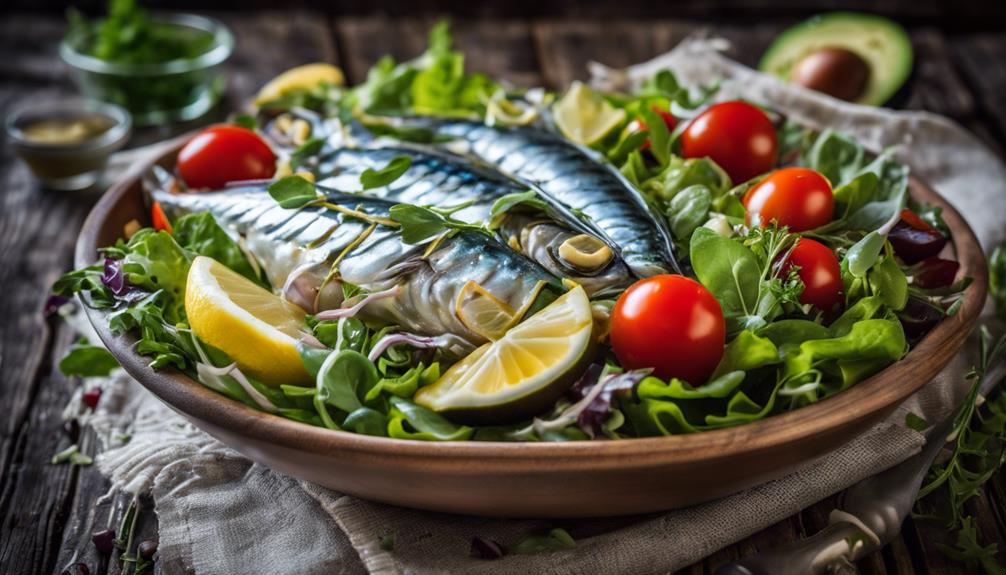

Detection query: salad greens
xmin=67 ymin=0 xmax=214 ymax=65
xmin=56 ymin=21 xmax=969 ymax=444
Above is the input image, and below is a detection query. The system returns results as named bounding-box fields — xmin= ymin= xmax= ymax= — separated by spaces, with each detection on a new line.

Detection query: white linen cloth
xmin=84 ymin=37 xmax=1006 ymax=574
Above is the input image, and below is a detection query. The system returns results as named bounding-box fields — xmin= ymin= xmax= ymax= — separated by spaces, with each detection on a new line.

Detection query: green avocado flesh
xmin=759 ymin=12 xmax=913 ymax=106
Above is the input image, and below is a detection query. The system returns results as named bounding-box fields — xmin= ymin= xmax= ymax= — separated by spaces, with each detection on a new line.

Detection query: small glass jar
xmin=5 ymin=98 xmax=132 ymax=190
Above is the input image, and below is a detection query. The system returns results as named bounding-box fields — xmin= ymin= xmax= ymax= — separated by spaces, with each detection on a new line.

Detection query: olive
xmin=138 ymin=539 xmax=159 ymax=559
xmin=790 ymin=47 xmax=871 ymax=102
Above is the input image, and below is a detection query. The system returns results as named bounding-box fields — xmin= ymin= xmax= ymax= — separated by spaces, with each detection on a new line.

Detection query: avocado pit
xmin=790 ymin=46 xmax=871 ymax=102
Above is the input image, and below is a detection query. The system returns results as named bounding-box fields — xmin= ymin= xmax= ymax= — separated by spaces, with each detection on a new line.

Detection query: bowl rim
xmin=76 ymin=142 xmax=988 ymax=470
xmin=59 ymin=12 xmax=234 ymax=77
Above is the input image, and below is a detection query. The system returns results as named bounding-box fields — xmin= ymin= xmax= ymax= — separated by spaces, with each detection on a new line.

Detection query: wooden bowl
xmin=76 ymin=143 xmax=988 ymax=518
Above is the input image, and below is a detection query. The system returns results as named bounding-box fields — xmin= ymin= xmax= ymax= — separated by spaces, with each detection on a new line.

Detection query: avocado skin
xmin=760 ymin=12 xmax=914 ymax=107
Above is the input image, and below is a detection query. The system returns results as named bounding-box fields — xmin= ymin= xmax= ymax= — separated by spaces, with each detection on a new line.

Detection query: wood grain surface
xmin=1 ymin=10 xmax=1005 ymax=574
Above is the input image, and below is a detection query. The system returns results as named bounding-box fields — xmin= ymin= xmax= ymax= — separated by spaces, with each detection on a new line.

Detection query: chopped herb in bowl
xmin=61 ymin=0 xmax=234 ymax=125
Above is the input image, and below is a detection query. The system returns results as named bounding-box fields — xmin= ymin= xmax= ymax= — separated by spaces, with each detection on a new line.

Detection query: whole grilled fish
xmin=314 ymin=146 xmax=633 ymax=297
xmin=149 ymin=180 xmax=562 ymax=353
xmin=350 ymin=119 xmax=680 ymax=277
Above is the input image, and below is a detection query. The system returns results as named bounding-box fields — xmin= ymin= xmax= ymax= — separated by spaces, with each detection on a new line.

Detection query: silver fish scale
xmin=431 ymin=121 xmax=680 ymax=277
xmin=150 ymin=185 xmax=559 ymax=349
xmin=315 ymin=147 xmax=634 ymax=295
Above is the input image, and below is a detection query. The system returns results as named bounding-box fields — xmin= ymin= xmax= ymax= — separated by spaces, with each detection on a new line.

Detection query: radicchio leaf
xmin=576 ymin=370 xmax=648 ymax=438
xmin=101 ymin=258 xmax=130 ymax=296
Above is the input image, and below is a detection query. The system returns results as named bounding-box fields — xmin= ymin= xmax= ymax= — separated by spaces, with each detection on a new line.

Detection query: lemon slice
xmin=255 ymin=63 xmax=345 ymax=106
xmin=185 ymin=256 xmax=310 ymax=386
xmin=416 ymin=285 xmax=595 ymax=424
xmin=553 ymin=81 xmax=627 ymax=146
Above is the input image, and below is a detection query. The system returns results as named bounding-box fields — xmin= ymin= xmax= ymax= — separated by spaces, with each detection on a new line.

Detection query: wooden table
xmin=2 ymin=11 xmax=1005 ymax=575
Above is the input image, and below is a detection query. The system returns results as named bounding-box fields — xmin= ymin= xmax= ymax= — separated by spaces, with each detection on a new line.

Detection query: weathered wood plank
xmin=951 ymin=32 xmax=1006 ymax=154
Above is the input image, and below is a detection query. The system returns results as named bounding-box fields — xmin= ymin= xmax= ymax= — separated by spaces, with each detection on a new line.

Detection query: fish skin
xmin=314 ymin=146 xmax=633 ymax=296
xmin=150 ymin=183 xmax=561 ymax=352
xmin=348 ymin=119 xmax=681 ymax=277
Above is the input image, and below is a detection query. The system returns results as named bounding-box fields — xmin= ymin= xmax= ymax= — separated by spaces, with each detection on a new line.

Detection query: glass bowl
xmin=5 ymin=97 xmax=132 ymax=190
xmin=60 ymin=13 xmax=234 ymax=126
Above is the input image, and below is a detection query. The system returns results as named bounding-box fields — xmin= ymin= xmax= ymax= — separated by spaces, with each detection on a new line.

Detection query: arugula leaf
xmin=59 ymin=342 xmax=119 ymax=377
xmin=268 ymin=176 xmax=318 ymax=209
xmin=316 ymin=349 xmax=379 ymax=413
xmin=638 ymin=106 xmax=672 ymax=165
xmin=804 ymin=129 xmax=865 ymax=186
xmin=360 ymin=155 xmax=412 ymax=190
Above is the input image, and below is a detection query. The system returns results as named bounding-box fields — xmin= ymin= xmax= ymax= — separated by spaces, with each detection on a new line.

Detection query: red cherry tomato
xmin=680 ymin=101 xmax=778 ymax=183
xmin=177 ymin=125 xmax=277 ymax=190
xmin=635 ymin=107 xmax=677 ymax=151
xmin=151 ymin=201 xmax=172 ymax=234
xmin=743 ymin=167 xmax=834 ymax=232
xmin=610 ymin=275 xmax=725 ymax=384
xmin=778 ymin=238 xmax=844 ymax=312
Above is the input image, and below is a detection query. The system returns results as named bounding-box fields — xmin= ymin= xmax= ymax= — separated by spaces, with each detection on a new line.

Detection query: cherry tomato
xmin=151 ymin=201 xmax=172 ymax=234
xmin=177 ymin=125 xmax=277 ymax=190
xmin=634 ymin=107 xmax=677 ymax=151
xmin=743 ymin=167 xmax=834 ymax=231
xmin=680 ymin=101 xmax=778 ymax=183
xmin=610 ymin=275 xmax=725 ymax=384
xmin=777 ymin=238 xmax=843 ymax=312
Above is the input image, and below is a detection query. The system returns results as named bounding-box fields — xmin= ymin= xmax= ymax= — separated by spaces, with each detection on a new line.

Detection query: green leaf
xmin=360 ymin=155 xmax=412 ymax=190
xmin=232 ymin=113 xmax=257 ymax=130
xmin=120 ymin=229 xmax=192 ymax=323
xmin=172 ymin=212 xmax=264 ymax=286
xmin=343 ymin=407 xmax=389 ymax=437
xmin=638 ymin=106 xmax=671 ymax=165
xmin=388 ymin=204 xmax=449 ymax=244
xmin=59 ymin=342 xmax=119 ymax=377
xmin=488 ymin=190 xmax=550 ymax=229
xmin=290 ymin=138 xmax=325 ymax=169
xmin=317 ymin=350 xmax=379 ymax=412
xmin=990 ymin=245 xmax=1006 ymax=322
xmin=667 ymin=184 xmax=712 ymax=240
xmin=846 ymin=231 xmax=886 ymax=278
xmin=511 ymin=528 xmax=576 ymax=554
xmin=268 ymin=176 xmax=318 ymax=209
xmin=804 ymin=129 xmax=865 ymax=186
xmin=710 ymin=330 xmax=781 ymax=380
xmin=869 ymin=254 xmax=908 ymax=311
xmin=905 ymin=412 xmax=928 ymax=432
xmin=387 ymin=397 xmax=472 ymax=441
xmin=689 ymin=227 xmax=761 ymax=324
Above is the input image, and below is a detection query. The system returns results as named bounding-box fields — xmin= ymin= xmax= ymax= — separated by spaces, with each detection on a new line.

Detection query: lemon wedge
xmin=185 ymin=256 xmax=310 ymax=386
xmin=553 ymin=81 xmax=627 ymax=146
xmin=255 ymin=63 xmax=345 ymax=106
xmin=416 ymin=285 xmax=595 ymax=424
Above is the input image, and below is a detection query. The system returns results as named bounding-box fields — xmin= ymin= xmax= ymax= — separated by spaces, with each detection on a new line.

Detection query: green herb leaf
xmin=667 ymin=184 xmax=712 ymax=240
xmin=361 ymin=156 xmax=412 ymax=190
xmin=59 ymin=342 xmax=119 ymax=377
xmin=389 ymin=203 xmax=488 ymax=244
xmin=488 ymin=190 xmax=549 ymax=228
xmin=905 ymin=412 xmax=928 ymax=432
xmin=511 ymin=528 xmax=576 ymax=554
xmin=268 ymin=176 xmax=318 ymax=209
xmin=290 ymin=138 xmax=325 ymax=169
xmin=232 ymin=113 xmax=257 ymax=130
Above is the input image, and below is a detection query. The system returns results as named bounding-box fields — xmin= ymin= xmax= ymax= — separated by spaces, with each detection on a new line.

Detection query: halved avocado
xmin=760 ymin=12 xmax=913 ymax=106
